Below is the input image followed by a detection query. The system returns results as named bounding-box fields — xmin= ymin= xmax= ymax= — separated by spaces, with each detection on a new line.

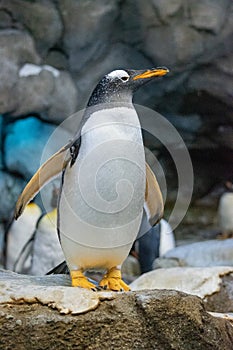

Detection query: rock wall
xmin=0 ymin=0 xmax=233 ymax=259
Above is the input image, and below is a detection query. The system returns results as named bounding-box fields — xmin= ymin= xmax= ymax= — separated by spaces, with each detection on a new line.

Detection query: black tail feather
xmin=46 ymin=260 xmax=69 ymax=275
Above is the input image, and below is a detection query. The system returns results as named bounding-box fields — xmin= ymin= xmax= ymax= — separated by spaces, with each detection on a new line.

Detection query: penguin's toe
xmin=99 ymin=267 xmax=131 ymax=292
xmin=70 ymin=270 xmax=97 ymax=290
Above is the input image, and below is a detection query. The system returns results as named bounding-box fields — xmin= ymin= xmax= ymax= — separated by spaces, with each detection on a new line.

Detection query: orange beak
xmin=133 ymin=67 xmax=169 ymax=80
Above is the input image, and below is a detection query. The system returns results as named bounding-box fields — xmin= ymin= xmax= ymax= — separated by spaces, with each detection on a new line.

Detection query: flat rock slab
xmin=130 ymin=266 xmax=233 ymax=298
xmin=1 ymin=270 xmax=233 ymax=349
xmin=0 ymin=269 xmax=115 ymax=315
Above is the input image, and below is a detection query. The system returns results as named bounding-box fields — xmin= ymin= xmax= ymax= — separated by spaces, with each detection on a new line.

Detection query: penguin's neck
xmin=87 ymin=87 xmax=133 ymax=108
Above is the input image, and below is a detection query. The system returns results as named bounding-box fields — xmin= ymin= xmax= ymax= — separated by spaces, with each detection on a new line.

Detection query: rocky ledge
xmin=0 ymin=270 xmax=233 ymax=350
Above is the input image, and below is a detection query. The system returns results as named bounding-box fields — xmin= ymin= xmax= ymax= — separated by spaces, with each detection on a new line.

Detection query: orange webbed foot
xmin=99 ymin=267 xmax=130 ymax=291
xmin=70 ymin=270 xmax=97 ymax=290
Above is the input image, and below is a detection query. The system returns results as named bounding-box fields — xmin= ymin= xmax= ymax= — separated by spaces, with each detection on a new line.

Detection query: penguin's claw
xmin=99 ymin=267 xmax=131 ymax=292
xmin=70 ymin=270 xmax=97 ymax=290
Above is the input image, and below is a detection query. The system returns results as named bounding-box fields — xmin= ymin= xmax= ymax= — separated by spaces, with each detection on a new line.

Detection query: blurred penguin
xmin=4 ymin=202 xmax=42 ymax=272
xmin=218 ymin=181 xmax=233 ymax=239
xmin=29 ymin=208 xmax=64 ymax=275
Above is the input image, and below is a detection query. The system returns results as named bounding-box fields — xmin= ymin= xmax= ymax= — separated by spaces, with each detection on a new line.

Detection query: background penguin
xmin=4 ymin=202 xmax=41 ymax=273
xmin=13 ymin=187 xmax=64 ymax=275
xmin=15 ymin=67 xmax=169 ymax=291
xmin=218 ymin=181 xmax=233 ymax=238
xmin=29 ymin=208 xmax=64 ymax=275
xmin=123 ymin=219 xmax=175 ymax=277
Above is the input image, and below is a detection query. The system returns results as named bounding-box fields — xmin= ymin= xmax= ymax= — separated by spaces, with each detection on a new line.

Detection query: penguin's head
xmin=88 ymin=67 xmax=169 ymax=106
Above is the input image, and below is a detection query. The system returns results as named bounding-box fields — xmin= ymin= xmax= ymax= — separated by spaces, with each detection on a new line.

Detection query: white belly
xmin=59 ymin=107 xmax=145 ymax=270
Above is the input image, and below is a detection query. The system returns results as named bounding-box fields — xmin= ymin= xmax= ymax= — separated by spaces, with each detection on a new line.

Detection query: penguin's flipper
xmin=145 ymin=162 xmax=164 ymax=226
xmin=15 ymin=142 xmax=73 ymax=220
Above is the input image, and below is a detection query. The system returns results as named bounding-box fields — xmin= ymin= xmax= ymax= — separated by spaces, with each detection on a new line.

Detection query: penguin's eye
xmin=120 ymin=76 xmax=129 ymax=82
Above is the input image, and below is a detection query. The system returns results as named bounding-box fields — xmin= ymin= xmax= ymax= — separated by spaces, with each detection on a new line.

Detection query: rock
xmin=0 ymin=29 xmax=40 ymax=65
xmin=205 ymin=273 xmax=233 ymax=313
xmin=47 ymin=70 xmax=78 ymax=123
xmin=0 ymin=269 xmax=233 ymax=349
xmin=0 ymin=9 xmax=14 ymax=29
xmin=14 ymin=64 xmax=78 ymax=122
xmin=59 ymin=0 xmax=119 ymax=73
xmin=187 ymin=66 xmax=233 ymax=112
xmin=130 ymin=266 xmax=233 ymax=299
xmin=0 ymin=0 xmax=62 ymax=56
xmin=143 ymin=24 xmax=204 ymax=67
xmin=0 ymin=29 xmax=40 ymax=114
xmin=0 ymin=171 xmax=25 ymax=222
xmin=163 ymin=239 xmax=233 ymax=267
xmin=152 ymin=0 xmax=183 ymax=22
xmin=44 ymin=49 xmax=69 ymax=70
xmin=189 ymin=0 xmax=230 ymax=34
xmin=4 ymin=116 xmax=71 ymax=179
xmin=0 ymin=115 xmax=3 ymax=169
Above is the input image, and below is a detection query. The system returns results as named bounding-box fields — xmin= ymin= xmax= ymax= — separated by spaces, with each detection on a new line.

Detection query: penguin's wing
xmin=15 ymin=141 xmax=74 ymax=220
xmin=145 ymin=162 xmax=164 ymax=226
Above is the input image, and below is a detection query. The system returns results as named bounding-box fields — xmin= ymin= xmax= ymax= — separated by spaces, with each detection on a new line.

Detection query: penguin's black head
xmin=88 ymin=67 xmax=169 ymax=106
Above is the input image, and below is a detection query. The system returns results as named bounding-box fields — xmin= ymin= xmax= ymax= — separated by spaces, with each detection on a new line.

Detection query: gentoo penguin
xmin=15 ymin=67 xmax=169 ymax=291
xmin=4 ymin=202 xmax=42 ymax=272
xmin=218 ymin=181 xmax=233 ymax=238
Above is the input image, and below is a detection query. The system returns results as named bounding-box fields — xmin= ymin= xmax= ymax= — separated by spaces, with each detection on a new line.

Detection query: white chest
xmin=59 ymin=107 xmax=146 ymax=252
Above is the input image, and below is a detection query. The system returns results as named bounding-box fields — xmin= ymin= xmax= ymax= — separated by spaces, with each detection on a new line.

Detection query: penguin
xmin=218 ymin=181 xmax=233 ymax=238
xmin=136 ymin=219 xmax=175 ymax=274
xmin=15 ymin=67 xmax=169 ymax=291
xmin=29 ymin=208 xmax=65 ymax=275
xmin=4 ymin=202 xmax=42 ymax=272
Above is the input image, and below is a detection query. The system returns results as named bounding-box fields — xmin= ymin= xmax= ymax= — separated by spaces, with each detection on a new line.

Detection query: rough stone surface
xmin=205 ymin=274 xmax=233 ymax=313
xmin=59 ymin=0 xmax=119 ymax=73
xmin=189 ymin=0 xmax=230 ymax=34
xmin=130 ymin=266 xmax=233 ymax=299
xmin=0 ymin=171 xmax=25 ymax=222
xmin=0 ymin=270 xmax=233 ymax=349
xmin=0 ymin=29 xmax=40 ymax=114
xmin=130 ymin=267 xmax=233 ymax=314
xmin=14 ymin=66 xmax=78 ymax=122
xmin=0 ymin=0 xmax=63 ymax=56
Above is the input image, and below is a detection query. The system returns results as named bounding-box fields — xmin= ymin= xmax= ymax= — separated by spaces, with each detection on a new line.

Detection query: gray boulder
xmin=0 ymin=269 xmax=233 ymax=349
xmin=0 ymin=29 xmax=40 ymax=114
xmin=189 ymin=0 xmax=230 ymax=34
xmin=0 ymin=0 xmax=62 ymax=56
xmin=59 ymin=0 xmax=119 ymax=73
xmin=15 ymin=64 xmax=78 ymax=122
xmin=0 ymin=171 xmax=25 ymax=221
